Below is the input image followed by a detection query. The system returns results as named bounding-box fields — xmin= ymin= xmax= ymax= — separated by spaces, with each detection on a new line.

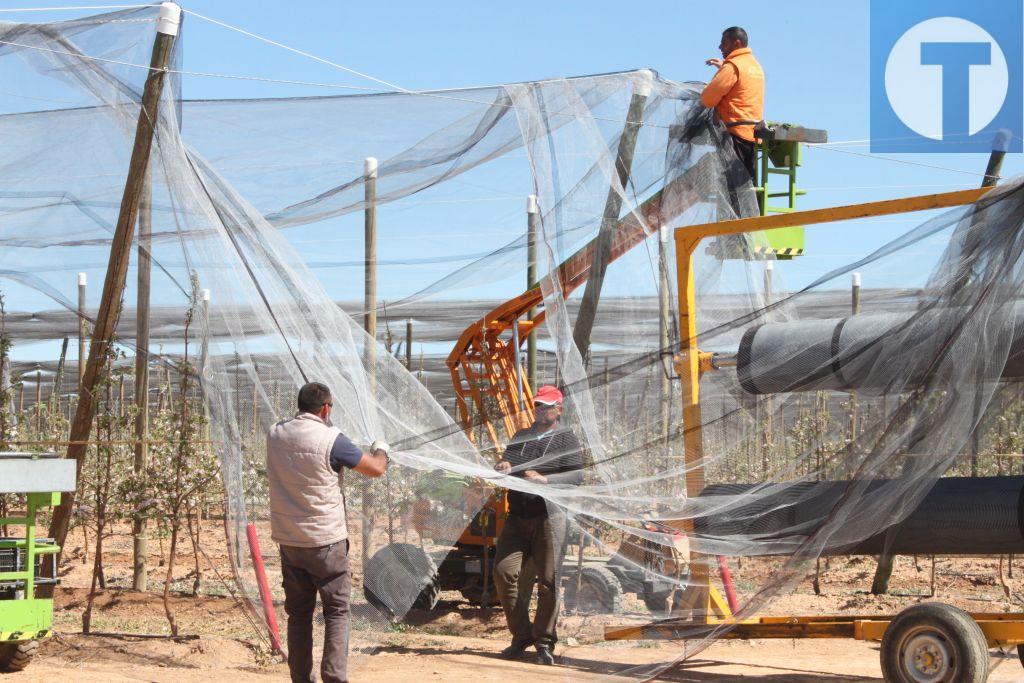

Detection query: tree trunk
xmin=163 ymin=518 xmax=180 ymax=636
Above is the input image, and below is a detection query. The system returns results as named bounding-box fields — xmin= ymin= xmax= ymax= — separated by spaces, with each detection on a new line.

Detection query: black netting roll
xmin=737 ymin=304 xmax=1024 ymax=395
xmin=696 ymin=476 xmax=1024 ymax=556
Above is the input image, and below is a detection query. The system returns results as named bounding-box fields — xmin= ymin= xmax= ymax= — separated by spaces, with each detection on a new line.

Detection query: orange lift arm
xmin=446 ymin=154 xmax=717 ymax=449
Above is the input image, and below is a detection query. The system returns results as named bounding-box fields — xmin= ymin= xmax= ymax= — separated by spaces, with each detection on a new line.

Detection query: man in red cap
xmin=492 ymin=384 xmax=585 ymax=665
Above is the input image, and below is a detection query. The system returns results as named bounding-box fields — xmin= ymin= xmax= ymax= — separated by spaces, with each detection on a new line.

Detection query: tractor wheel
xmin=1017 ymin=643 xmax=1024 ymax=668
xmin=0 ymin=639 xmax=38 ymax=672
xmin=363 ymin=543 xmax=440 ymax=620
xmin=459 ymin=575 xmax=502 ymax=607
xmin=641 ymin=587 xmax=689 ymax=617
xmin=564 ymin=566 xmax=623 ymax=615
xmin=880 ymin=603 xmax=989 ymax=683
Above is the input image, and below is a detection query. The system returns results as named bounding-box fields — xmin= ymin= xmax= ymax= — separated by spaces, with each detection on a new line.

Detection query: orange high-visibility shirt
xmin=700 ymin=47 xmax=765 ymax=143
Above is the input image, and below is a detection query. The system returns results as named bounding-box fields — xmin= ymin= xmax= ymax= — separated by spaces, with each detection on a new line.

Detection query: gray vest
xmin=266 ymin=412 xmax=347 ymax=548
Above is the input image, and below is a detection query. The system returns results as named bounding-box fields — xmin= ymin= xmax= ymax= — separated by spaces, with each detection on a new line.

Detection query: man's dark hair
xmin=298 ymin=382 xmax=332 ymax=413
xmin=723 ymin=26 xmax=748 ymax=47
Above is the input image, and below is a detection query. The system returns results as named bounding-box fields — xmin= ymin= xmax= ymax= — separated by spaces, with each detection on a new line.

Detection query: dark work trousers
xmin=493 ymin=506 xmax=568 ymax=648
xmin=280 ymin=540 xmax=352 ymax=683
xmin=730 ymin=133 xmax=757 ymax=182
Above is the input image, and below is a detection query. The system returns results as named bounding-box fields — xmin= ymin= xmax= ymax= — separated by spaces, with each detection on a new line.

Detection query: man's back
xmin=266 ymin=413 xmax=346 ymax=548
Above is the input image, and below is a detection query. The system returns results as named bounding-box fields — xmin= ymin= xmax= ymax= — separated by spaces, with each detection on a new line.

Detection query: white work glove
xmin=370 ymin=440 xmax=390 ymax=456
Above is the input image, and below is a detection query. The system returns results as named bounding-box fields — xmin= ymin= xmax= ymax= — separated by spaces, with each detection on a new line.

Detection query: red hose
xmin=716 ymin=555 xmax=740 ymax=614
xmin=246 ymin=522 xmax=286 ymax=658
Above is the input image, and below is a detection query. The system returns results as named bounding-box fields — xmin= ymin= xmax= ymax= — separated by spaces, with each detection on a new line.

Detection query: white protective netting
xmin=1 ymin=5 xmax=1024 ymax=680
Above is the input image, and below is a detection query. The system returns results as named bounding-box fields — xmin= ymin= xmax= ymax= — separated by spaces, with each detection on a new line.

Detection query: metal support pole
xmin=132 ymin=172 xmax=152 ymax=591
xmin=50 ymin=2 xmax=180 ymax=546
xmin=573 ymin=72 xmax=651 ymax=363
xmin=526 ymin=194 xmax=539 ymax=389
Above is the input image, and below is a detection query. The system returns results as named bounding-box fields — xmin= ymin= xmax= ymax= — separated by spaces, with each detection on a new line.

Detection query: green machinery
xmin=710 ymin=121 xmax=826 ymax=260
xmin=0 ymin=452 xmax=76 ymax=672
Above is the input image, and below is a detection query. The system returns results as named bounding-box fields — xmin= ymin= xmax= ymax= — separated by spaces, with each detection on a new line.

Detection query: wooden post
xmin=251 ymin=362 xmax=259 ymax=437
xmin=405 ymin=319 xmax=412 ymax=370
xmin=572 ymin=72 xmax=651 ymax=363
xmin=982 ymin=131 xmax=1008 ymax=188
xmin=526 ymin=195 xmax=539 ymax=389
xmin=34 ymin=369 xmax=41 ymax=434
xmin=78 ymin=272 xmax=88 ymax=393
xmin=132 ymin=172 xmax=152 ymax=592
xmin=364 ymin=156 xmax=378 ymax=383
xmin=50 ymin=2 xmax=181 ymax=546
xmin=658 ymin=223 xmax=671 ymax=453
xmin=849 ymin=273 xmax=860 ymax=445
xmin=199 ymin=289 xmax=210 ymax=380
xmin=362 ymin=156 xmax=378 ymax=568
xmin=761 ymin=261 xmax=774 ymax=471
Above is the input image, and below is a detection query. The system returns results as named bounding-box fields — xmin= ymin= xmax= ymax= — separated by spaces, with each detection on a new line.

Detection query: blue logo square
xmin=870 ymin=0 xmax=1023 ymax=153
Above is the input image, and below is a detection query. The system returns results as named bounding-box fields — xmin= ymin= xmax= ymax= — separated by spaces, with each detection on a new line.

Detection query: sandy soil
xmin=7 ymin=523 xmax=1024 ymax=681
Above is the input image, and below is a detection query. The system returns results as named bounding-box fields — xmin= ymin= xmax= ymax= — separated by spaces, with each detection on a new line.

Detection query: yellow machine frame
xmin=606 ymin=185 xmax=1024 ymax=647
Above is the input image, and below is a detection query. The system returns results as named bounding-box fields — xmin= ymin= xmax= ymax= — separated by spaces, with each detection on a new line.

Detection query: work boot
xmin=536 ymin=645 xmax=555 ymax=665
xmin=500 ymin=639 xmax=533 ymax=660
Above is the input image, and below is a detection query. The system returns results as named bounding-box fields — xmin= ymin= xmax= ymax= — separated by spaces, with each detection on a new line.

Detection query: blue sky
xmin=0 ymin=0 xmax=1019 ymax=360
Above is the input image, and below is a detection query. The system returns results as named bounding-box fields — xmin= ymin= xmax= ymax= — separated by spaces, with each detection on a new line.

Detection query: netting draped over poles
xmin=3 ymin=6 xmax=1024 ymax=679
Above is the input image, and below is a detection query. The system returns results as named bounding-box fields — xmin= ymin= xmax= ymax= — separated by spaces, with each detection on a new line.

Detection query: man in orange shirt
xmin=701 ymin=26 xmax=765 ymax=181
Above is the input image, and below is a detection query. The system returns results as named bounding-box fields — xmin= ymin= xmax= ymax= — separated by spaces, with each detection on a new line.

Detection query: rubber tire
xmin=363 ymin=543 xmax=441 ymax=620
xmin=458 ymin=575 xmax=502 ymax=607
xmin=1017 ymin=643 xmax=1024 ymax=669
xmin=0 ymin=640 xmax=37 ymax=672
xmin=880 ymin=603 xmax=989 ymax=683
xmin=641 ymin=587 xmax=689 ymax=617
xmin=564 ymin=565 xmax=623 ymax=615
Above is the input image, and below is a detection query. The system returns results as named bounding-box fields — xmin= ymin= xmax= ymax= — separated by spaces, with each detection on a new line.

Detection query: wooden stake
xmin=405 ymin=319 xmax=412 ymax=370
xmin=133 ymin=175 xmax=152 ymax=592
xmin=658 ymin=223 xmax=671 ymax=455
xmin=50 ymin=3 xmax=180 ymax=547
xmin=362 ymin=156 xmax=377 ymax=568
xmin=572 ymin=73 xmax=650 ymax=363
xmin=78 ymin=272 xmax=87 ymax=391
xmin=34 ymin=368 xmax=41 ymax=434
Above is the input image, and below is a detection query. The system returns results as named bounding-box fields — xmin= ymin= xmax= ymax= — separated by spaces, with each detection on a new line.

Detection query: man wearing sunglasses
xmin=492 ymin=385 xmax=585 ymax=665
xmin=266 ymin=381 xmax=390 ymax=683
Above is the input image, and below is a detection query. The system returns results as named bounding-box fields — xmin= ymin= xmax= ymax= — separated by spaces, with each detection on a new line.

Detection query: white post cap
xmin=157 ymin=2 xmax=181 ymax=36
xmin=200 ymin=288 xmax=210 ymax=302
xmin=635 ymin=69 xmax=654 ymax=97
xmin=78 ymin=272 xmax=87 ymax=287
xmin=364 ymin=157 xmax=378 ymax=178
xmin=527 ymin=194 xmax=538 ymax=214
xmin=852 ymin=272 xmax=861 ymax=287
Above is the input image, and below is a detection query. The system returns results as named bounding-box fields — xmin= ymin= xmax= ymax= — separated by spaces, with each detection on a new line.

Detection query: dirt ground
xmin=8 ymin=523 xmax=1024 ymax=681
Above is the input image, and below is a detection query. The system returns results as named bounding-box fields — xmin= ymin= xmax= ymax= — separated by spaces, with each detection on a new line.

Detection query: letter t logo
xmin=920 ymin=42 xmax=992 ymax=140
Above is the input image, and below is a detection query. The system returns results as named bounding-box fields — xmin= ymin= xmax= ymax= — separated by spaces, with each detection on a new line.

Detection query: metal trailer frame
xmin=604 ymin=185 xmax=1024 ymax=654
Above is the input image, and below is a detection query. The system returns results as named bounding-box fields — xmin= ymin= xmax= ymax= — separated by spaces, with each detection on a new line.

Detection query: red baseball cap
xmin=533 ymin=385 xmax=563 ymax=406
